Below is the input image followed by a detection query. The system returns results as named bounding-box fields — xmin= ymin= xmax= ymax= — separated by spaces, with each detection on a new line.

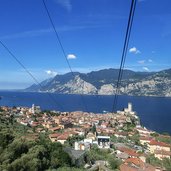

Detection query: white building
xmin=124 ymin=103 xmax=136 ymax=115
xmin=97 ymin=136 xmax=110 ymax=149
xmin=74 ymin=141 xmax=91 ymax=151
xmin=30 ymin=104 xmax=41 ymax=114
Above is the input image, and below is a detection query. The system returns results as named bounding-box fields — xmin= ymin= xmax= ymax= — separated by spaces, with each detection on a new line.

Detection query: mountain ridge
xmin=25 ymin=68 xmax=171 ymax=97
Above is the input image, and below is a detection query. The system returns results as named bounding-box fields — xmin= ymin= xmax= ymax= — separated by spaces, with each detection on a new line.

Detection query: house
xmin=48 ymin=126 xmax=62 ymax=132
xmin=140 ymin=136 xmax=152 ymax=145
xmin=20 ymin=120 xmax=28 ymax=126
xmin=86 ymin=132 xmax=96 ymax=140
xmin=49 ymin=133 xmax=61 ymax=142
xmin=60 ymin=121 xmax=73 ymax=129
xmin=116 ymin=147 xmax=139 ymax=158
xmin=148 ymin=140 xmax=170 ymax=153
xmin=42 ymin=122 xmax=53 ymax=129
xmin=136 ymin=127 xmax=153 ymax=136
xmin=101 ymin=122 xmax=109 ymax=129
xmin=57 ymin=133 xmax=70 ymax=144
xmin=154 ymin=150 xmax=171 ymax=160
xmin=49 ymin=133 xmax=70 ymax=144
xmin=36 ymin=128 xmax=45 ymax=133
xmin=115 ymin=132 xmax=128 ymax=138
xmin=120 ymin=163 xmax=139 ymax=171
xmin=97 ymin=136 xmax=110 ymax=149
xmin=120 ymin=157 xmax=156 ymax=171
xmin=74 ymin=141 xmax=90 ymax=151
xmin=116 ymin=152 xmax=129 ymax=160
xmin=53 ymin=116 xmax=61 ymax=124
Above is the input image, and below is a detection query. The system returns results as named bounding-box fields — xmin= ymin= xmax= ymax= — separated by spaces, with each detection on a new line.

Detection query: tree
xmin=162 ymin=158 xmax=171 ymax=171
xmin=0 ymin=132 xmax=14 ymax=148
xmin=91 ymin=124 xmax=96 ymax=134
xmin=107 ymin=156 xmax=122 ymax=170
xmin=156 ymin=136 xmax=171 ymax=144
xmin=67 ymin=135 xmax=84 ymax=147
xmin=110 ymin=135 xmax=117 ymax=143
xmin=129 ymin=132 xmax=140 ymax=145
xmin=8 ymin=139 xmax=30 ymax=161
xmin=56 ymin=167 xmax=85 ymax=171
xmin=86 ymin=145 xmax=110 ymax=164
xmin=50 ymin=150 xmax=71 ymax=169
xmin=146 ymin=154 xmax=162 ymax=167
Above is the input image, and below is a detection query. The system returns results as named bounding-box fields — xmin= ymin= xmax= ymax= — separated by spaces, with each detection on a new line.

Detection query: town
xmin=0 ymin=103 xmax=171 ymax=171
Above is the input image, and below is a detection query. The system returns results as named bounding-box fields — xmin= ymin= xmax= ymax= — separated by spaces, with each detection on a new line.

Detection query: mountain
xmin=25 ymin=77 xmax=53 ymax=92
xmin=25 ymin=68 xmax=171 ymax=97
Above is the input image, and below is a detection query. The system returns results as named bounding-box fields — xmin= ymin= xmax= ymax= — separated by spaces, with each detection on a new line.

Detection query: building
xmin=30 ymin=104 xmax=41 ymax=114
xmin=154 ymin=150 xmax=171 ymax=160
xmin=148 ymin=140 xmax=170 ymax=153
xmin=120 ymin=158 xmax=156 ymax=171
xmin=74 ymin=141 xmax=90 ymax=151
xmin=97 ymin=136 xmax=110 ymax=149
xmin=125 ymin=102 xmax=138 ymax=115
xmin=124 ymin=103 xmax=132 ymax=113
xmin=140 ymin=136 xmax=152 ymax=145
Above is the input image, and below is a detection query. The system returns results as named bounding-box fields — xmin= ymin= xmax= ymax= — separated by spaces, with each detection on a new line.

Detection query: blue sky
xmin=0 ymin=0 xmax=171 ymax=89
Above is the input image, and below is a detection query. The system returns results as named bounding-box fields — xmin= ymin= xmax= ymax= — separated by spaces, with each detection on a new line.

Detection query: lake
xmin=0 ymin=91 xmax=171 ymax=134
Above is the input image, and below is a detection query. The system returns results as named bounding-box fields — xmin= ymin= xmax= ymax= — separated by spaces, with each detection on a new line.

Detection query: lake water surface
xmin=0 ymin=91 xmax=171 ymax=134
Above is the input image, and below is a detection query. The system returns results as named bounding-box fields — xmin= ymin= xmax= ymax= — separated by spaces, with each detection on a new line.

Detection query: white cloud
xmin=45 ymin=70 xmax=57 ymax=76
xmin=142 ymin=67 xmax=150 ymax=71
xmin=55 ymin=0 xmax=72 ymax=12
xmin=148 ymin=59 xmax=153 ymax=63
xmin=67 ymin=54 xmax=77 ymax=59
xmin=129 ymin=47 xmax=141 ymax=54
xmin=0 ymin=29 xmax=52 ymax=40
xmin=0 ymin=26 xmax=95 ymax=40
xmin=138 ymin=60 xmax=145 ymax=64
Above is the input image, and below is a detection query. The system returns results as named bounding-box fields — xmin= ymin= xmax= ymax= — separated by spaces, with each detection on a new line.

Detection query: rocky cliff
xmin=25 ymin=68 xmax=171 ymax=97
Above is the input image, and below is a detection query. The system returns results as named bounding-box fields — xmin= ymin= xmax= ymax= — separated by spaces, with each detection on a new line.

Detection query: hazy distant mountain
xmin=25 ymin=68 xmax=171 ymax=97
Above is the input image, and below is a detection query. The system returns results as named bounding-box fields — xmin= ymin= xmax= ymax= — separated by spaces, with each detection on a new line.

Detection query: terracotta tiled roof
xmin=120 ymin=163 xmax=138 ymax=171
xmin=57 ymin=134 xmax=69 ymax=140
xmin=115 ymin=132 xmax=128 ymax=136
xmin=117 ymin=147 xmax=139 ymax=157
xmin=122 ymin=158 xmax=156 ymax=171
xmin=125 ymin=158 xmax=144 ymax=167
xmin=49 ymin=133 xmax=61 ymax=138
xmin=49 ymin=126 xmax=61 ymax=131
xmin=154 ymin=150 xmax=171 ymax=156
xmin=149 ymin=140 xmax=171 ymax=147
xmin=140 ymin=136 xmax=152 ymax=141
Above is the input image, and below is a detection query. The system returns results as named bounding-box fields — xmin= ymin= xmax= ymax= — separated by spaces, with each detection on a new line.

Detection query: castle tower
xmin=128 ymin=102 xmax=132 ymax=112
xmin=32 ymin=104 xmax=35 ymax=114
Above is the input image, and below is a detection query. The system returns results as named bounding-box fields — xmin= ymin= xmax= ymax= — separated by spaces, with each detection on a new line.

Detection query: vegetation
xmin=67 ymin=135 xmax=84 ymax=147
xmin=146 ymin=154 xmax=162 ymax=167
xmin=151 ymin=132 xmax=171 ymax=144
xmin=90 ymin=124 xmax=97 ymax=134
xmin=0 ymin=114 xmax=72 ymax=171
xmin=86 ymin=144 xmax=121 ymax=170
xmin=122 ymin=122 xmax=136 ymax=132
xmin=110 ymin=135 xmax=117 ymax=143
xmin=86 ymin=145 xmax=110 ymax=162
xmin=146 ymin=154 xmax=171 ymax=170
xmin=129 ymin=132 xmax=140 ymax=145
xmin=56 ymin=167 xmax=85 ymax=171
xmin=156 ymin=135 xmax=171 ymax=144
xmin=42 ymin=110 xmax=60 ymax=117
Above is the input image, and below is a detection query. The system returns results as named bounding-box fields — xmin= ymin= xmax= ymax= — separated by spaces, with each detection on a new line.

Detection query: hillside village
xmin=0 ymin=104 xmax=171 ymax=171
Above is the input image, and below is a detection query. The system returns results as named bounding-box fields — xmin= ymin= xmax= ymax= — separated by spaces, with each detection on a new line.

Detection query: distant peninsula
xmin=25 ymin=68 xmax=171 ymax=97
